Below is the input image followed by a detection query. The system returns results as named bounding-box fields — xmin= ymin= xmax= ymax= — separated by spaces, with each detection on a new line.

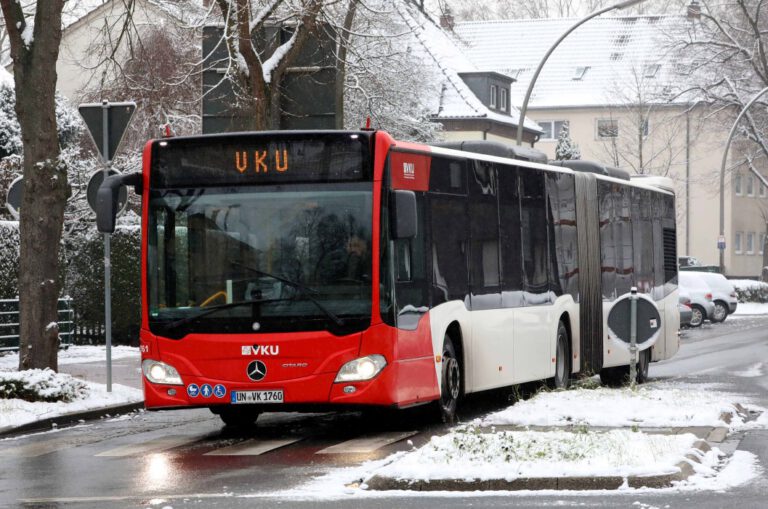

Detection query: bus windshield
xmin=148 ymin=182 xmax=373 ymax=338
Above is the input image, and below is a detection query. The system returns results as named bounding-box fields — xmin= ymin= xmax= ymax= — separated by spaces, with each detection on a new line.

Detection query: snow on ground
xmin=480 ymin=382 xmax=758 ymax=430
xmin=370 ymin=428 xmax=698 ymax=481
xmin=0 ymin=352 xmax=142 ymax=431
xmin=732 ymin=302 xmax=768 ymax=315
xmin=255 ymin=381 xmax=765 ymax=499
xmin=0 ymin=345 xmax=139 ymax=371
xmin=0 ymin=374 xmax=142 ymax=430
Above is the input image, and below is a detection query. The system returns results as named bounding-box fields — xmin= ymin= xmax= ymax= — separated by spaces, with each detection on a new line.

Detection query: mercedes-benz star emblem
xmin=246 ymin=360 xmax=267 ymax=382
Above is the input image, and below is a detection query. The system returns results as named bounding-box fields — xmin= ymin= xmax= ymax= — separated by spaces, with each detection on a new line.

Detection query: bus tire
xmin=636 ymin=348 xmax=651 ymax=384
xmin=212 ymin=407 xmax=260 ymax=428
xmin=548 ymin=321 xmax=571 ymax=390
xmin=438 ymin=334 xmax=461 ymax=424
xmin=600 ymin=348 xmax=652 ymax=386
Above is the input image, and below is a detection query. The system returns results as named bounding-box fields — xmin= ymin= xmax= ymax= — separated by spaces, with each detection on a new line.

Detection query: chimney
xmin=440 ymin=7 xmax=454 ymax=31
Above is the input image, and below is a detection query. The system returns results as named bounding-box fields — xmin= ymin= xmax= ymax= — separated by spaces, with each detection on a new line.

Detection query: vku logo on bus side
xmin=403 ymin=162 xmax=416 ymax=180
xmin=241 ymin=344 xmax=280 ymax=356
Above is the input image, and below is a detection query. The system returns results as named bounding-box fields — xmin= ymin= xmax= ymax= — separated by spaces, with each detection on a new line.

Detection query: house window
xmin=640 ymin=119 xmax=649 ymax=137
xmin=573 ymin=66 xmax=590 ymax=80
xmin=643 ymin=64 xmax=661 ymax=78
xmin=539 ymin=120 xmax=568 ymax=141
xmin=734 ymin=232 xmax=743 ymax=254
xmin=760 ymin=181 xmax=766 ymax=197
xmin=747 ymin=232 xmax=755 ymax=254
xmin=490 ymin=85 xmax=497 ymax=109
xmin=760 ymin=233 xmax=766 ymax=255
xmin=735 ymin=174 xmax=742 ymax=195
xmin=597 ymin=119 xmax=619 ymax=138
xmin=500 ymin=88 xmax=508 ymax=112
xmin=747 ymin=175 xmax=755 ymax=196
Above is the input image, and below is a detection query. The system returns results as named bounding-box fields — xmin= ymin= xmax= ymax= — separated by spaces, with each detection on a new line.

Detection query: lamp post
xmin=515 ymin=0 xmax=647 ymax=146
xmin=718 ymin=86 xmax=768 ymax=273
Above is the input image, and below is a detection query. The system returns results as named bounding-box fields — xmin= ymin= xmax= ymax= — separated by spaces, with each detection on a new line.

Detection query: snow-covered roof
xmin=399 ymin=6 xmax=540 ymax=132
xmin=452 ymin=15 xmax=692 ymax=109
xmin=63 ymin=0 xmax=207 ymax=30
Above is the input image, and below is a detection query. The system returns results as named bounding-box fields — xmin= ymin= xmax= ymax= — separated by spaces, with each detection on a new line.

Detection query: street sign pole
xmin=629 ymin=287 xmax=638 ymax=390
xmin=79 ymin=100 xmax=135 ymax=394
xmin=102 ymin=101 xmax=113 ymax=393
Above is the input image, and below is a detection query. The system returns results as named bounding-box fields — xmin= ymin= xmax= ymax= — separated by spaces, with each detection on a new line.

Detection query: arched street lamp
xmin=515 ymin=0 xmax=647 ymax=146
xmin=718 ymin=86 xmax=768 ymax=273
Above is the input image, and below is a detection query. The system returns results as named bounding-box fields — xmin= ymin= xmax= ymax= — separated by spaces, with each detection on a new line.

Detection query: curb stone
xmin=364 ymin=433 xmax=714 ymax=491
xmin=0 ymin=402 xmax=144 ymax=438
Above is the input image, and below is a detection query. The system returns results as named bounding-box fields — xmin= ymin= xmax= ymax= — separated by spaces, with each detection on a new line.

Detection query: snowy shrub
xmin=733 ymin=280 xmax=768 ymax=303
xmin=0 ymin=80 xmax=83 ymax=159
xmin=0 ymin=221 xmax=19 ymax=297
xmin=64 ymin=224 xmax=141 ymax=346
xmin=0 ymin=368 xmax=89 ymax=403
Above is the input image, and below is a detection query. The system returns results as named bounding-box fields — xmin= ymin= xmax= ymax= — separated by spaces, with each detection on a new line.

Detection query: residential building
xmin=443 ymin=15 xmax=768 ymax=278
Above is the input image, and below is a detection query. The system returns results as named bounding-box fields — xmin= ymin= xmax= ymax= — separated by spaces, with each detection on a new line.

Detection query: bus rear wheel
xmin=548 ymin=321 xmax=571 ymax=389
xmin=439 ymin=335 xmax=461 ymax=424
xmin=212 ymin=407 xmax=260 ymax=428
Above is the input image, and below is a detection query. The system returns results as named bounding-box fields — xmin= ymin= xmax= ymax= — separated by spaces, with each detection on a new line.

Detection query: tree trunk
xmin=335 ymin=0 xmax=359 ymax=129
xmin=1 ymin=0 xmax=67 ymax=371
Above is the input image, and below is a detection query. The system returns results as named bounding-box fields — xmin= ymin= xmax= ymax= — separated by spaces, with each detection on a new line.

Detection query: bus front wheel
xmin=439 ymin=335 xmax=461 ymax=424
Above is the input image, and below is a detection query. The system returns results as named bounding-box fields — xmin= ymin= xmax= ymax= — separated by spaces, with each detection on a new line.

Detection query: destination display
xmin=150 ymin=132 xmax=373 ymax=188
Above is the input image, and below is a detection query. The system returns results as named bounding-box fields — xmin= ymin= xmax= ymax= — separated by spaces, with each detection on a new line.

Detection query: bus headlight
xmin=142 ymin=359 xmax=183 ymax=385
xmin=334 ymin=355 xmax=387 ymax=382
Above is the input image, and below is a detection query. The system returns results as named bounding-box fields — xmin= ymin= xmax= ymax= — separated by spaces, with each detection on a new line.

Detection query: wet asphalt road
xmin=2 ymin=315 xmax=767 ymax=509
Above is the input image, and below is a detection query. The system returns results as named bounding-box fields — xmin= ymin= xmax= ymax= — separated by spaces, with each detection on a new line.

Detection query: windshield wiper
xmin=160 ymin=297 xmax=292 ymax=334
xmin=230 ymin=262 xmax=344 ymax=327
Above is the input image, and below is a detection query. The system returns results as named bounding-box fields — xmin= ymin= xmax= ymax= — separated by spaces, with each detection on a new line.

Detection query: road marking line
xmin=95 ymin=436 xmax=196 ymax=457
xmin=204 ymin=437 xmax=304 ymax=456
xmin=316 ymin=431 xmax=417 ymax=454
xmin=0 ymin=438 xmax=76 ymax=458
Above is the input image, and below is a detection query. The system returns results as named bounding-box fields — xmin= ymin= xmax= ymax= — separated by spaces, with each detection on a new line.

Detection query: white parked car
xmin=684 ymin=271 xmax=738 ymax=322
xmin=678 ymin=272 xmax=716 ymax=327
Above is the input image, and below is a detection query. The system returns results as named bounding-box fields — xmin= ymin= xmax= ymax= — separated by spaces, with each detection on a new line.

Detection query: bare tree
xmin=673 ymin=0 xmax=768 ymax=169
xmin=0 ymin=0 xmax=68 ymax=371
xmin=597 ymin=65 xmax=701 ymax=176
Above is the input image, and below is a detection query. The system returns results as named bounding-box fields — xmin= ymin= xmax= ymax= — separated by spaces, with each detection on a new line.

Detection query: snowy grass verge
xmin=480 ymin=382 xmax=762 ymax=430
xmin=370 ymin=427 xmax=697 ymax=481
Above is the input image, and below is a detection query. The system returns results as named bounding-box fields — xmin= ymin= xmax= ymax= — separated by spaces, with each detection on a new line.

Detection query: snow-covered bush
xmin=0 ymin=221 xmax=19 ymax=298
xmin=731 ymin=279 xmax=768 ymax=303
xmin=0 ymin=368 xmax=89 ymax=403
xmin=555 ymin=123 xmax=581 ymax=161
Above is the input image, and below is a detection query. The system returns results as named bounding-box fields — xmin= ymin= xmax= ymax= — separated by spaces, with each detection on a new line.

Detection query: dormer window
xmin=643 ymin=64 xmax=661 ymax=78
xmin=500 ymin=88 xmax=508 ymax=112
xmin=573 ymin=66 xmax=590 ymax=80
xmin=490 ymin=85 xmax=498 ymax=109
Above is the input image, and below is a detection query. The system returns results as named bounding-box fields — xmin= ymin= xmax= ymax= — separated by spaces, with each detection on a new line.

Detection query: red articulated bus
xmin=97 ymin=130 xmax=679 ymax=427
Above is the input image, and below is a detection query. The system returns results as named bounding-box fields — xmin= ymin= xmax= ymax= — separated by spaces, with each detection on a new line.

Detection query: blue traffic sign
xmin=213 ymin=384 xmax=226 ymax=398
xmin=200 ymin=384 xmax=213 ymax=398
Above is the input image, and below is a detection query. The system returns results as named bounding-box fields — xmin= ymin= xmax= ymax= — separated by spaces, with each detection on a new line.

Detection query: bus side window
xmin=519 ymin=168 xmax=549 ymax=299
xmin=395 ymin=239 xmax=412 ymax=281
xmin=499 ymin=165 xmax=523 ymax=307
xmin=468 ymin=161 xmax=501 ymax=310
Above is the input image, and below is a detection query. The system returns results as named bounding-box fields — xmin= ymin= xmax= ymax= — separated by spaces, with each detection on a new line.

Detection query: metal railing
xmin=0 ymin=298 xmax=75 ymax=351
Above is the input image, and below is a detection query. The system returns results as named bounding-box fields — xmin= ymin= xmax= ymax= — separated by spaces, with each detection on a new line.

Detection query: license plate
xmin=231 ymin=390 xmax=284 ymax=404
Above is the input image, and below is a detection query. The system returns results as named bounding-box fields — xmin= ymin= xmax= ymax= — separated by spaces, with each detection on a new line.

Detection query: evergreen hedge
xmin=0 ymin=222 xmax=141 ymax=346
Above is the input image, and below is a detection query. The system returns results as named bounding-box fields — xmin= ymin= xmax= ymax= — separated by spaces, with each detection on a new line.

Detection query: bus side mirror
xmin=391 ymin=190 xmax=417 ymax=239
xmin=96 ymin=172 xmax=142 ymax=234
